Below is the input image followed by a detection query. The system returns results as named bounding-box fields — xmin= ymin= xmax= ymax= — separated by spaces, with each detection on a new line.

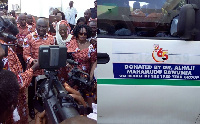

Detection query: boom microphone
xmin=66 ymin=59 xmax=78 ymax=65
xmin=3 ymin=18 xmax=19 ymax=36
xmin=1 ymin=32 xmax=17 ymax=40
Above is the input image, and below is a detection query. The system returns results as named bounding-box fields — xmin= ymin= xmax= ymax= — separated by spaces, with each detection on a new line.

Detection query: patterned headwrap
xmin=56 ymin=20 xmax=72 ymax=46
xmin=59 ymin=20 xmax=71 ymax=34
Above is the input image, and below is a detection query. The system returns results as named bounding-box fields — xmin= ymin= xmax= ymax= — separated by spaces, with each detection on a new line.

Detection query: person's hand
xmin=90 ymin=75 xmax=94 ymax=81
xmin=60 ymin=116 xmax=97 ymax=124
xmin=0 ymin=44 xmax=5 ymax=60
xmin=31 ymin=61 xmax=40 ymax=71
xmin=66 ymin=62 xmax=72 ymax=70
xmin=90 ymin=38 xmax=97 ymax=45
xmin=63 ymin=83 xmax=87 ymax=107
xmin=35 ymin=110 xmax=46 ymax=124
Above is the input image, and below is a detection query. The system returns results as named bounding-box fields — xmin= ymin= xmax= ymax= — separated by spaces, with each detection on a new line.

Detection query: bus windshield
xmin=97 ymin=0 xmax=186 ymax=38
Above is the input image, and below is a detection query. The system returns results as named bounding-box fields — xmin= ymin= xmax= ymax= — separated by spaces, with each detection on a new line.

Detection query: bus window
xmin=98 ymin=0 xmax=186 ymax=39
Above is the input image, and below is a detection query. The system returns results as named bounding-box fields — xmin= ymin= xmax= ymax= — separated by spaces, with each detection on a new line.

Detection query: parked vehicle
xmin=97 ymin=0 xmax=200 ymax=123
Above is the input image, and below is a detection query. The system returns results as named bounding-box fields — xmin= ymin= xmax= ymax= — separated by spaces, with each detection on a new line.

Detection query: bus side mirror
xmin=97 ymin=53 xmax=110 ymax=64
xmin=170 ymin=16 xmax=179 ymax=37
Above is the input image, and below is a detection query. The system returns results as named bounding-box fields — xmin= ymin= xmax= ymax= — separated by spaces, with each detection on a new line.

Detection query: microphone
xmin=1 ymin=32 xmax=17 ymax=40
xmin=66 ymin=59 xmax=78 ymax=65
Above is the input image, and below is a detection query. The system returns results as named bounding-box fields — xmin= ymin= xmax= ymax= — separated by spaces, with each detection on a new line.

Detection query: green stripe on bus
xmin=97 ymin=79 xmax=200 ymax=86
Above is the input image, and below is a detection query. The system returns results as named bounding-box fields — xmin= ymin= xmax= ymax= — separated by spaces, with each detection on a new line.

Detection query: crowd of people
xmin=0 ymin=0 xmax=97 ymax=124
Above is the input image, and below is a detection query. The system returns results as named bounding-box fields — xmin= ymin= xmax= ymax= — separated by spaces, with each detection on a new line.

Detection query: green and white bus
xmin=97 ymin=0 xmax=200 ymax=123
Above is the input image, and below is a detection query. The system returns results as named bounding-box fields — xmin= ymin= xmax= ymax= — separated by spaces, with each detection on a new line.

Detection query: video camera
xmin=38 ymin=45 xmax=95 ymax=93
xmin=34 ymin=45 xmax=93 ymax=124
xmin=67 ymin=60 xmax=94 ymax=95
xmin=0 ymin=43 xmax=16 ymax=57
xmin=0 ymin=16 xmax=19 ymax=40
xmin=0 ymin=16 xmax=19 ymax=57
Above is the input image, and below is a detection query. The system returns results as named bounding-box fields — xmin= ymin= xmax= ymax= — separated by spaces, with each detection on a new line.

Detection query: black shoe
xmin=29 ymin=109 xmax=35 ymax=119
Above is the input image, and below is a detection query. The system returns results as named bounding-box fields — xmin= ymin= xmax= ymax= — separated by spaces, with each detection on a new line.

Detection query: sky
xmin=8 ymin=0 xmax=95 ymax=22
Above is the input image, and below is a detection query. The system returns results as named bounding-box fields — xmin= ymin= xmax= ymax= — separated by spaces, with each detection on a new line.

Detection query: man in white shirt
xmin=65 ymin=1 xmax=77 ymax=30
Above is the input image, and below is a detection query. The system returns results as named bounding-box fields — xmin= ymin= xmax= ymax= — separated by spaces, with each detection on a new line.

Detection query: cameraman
xmin=35 ymin=83 xmax=97 ymax=124
xmin=0 ymin=17 xmax=39 ymax=123
xmin=23 ymin=18 xmax=55 ymax=119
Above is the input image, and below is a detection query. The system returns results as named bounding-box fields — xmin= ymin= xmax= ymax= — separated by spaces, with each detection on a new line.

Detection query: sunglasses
xmin=79 ymin=32 xmax=87 ymax=36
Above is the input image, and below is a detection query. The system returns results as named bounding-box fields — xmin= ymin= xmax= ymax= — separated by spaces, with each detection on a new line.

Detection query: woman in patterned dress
xmin=59 ymin=24 xmax=97 ymax=83
xmin=59 ymin=24 xmax=97 ymax=108
xmin=67 ymin=24 xmax=97 ymax=81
